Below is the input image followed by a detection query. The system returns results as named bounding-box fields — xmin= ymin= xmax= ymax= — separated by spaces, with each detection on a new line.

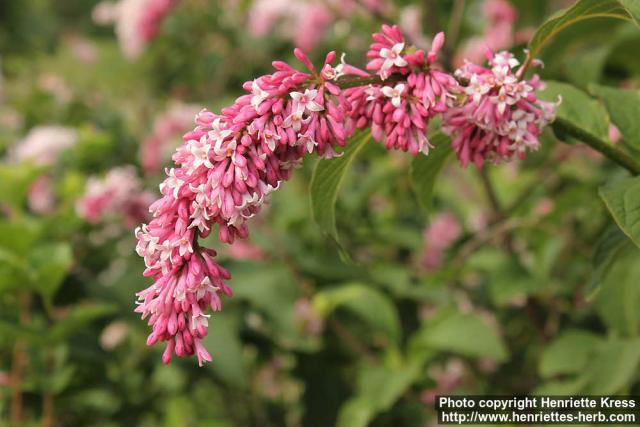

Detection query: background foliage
xmin=1 ymin=0 xmax=640 ymax=426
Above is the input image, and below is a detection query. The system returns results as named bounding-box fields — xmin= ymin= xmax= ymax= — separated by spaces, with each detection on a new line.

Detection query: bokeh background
xmin=1 ymin=0 xmax=640 ymax=426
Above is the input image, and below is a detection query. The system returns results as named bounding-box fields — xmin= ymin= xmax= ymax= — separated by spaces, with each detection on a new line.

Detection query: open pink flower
xmin=77 ymin=166 xmax=153 ymax=227
xmin=141 ymin=103 xmax=202 ymax=174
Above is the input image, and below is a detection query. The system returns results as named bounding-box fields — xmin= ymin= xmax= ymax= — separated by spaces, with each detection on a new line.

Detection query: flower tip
xmin=324 ymin=51 xmax=337 ymax=65
xmin=483 ymin=45 xmax=494 ymax=62
xmin=146 ymin=332 xmax=158 ymax=346
xmin=431 ymin=32 xmax=445 ymax=53
xmin=294 ymin=48 xmax=315 ymax=72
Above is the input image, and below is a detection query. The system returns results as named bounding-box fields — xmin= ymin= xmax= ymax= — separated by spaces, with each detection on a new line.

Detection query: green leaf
xmin=594 ymin=245 xmax=640 ymax=336
xmin=314 ymin=283 xmax=401 ymax=345
xmin=599 ymin=175 xmax=640 ymax=247
xmin=0 ymin=319 xmax=44 ymax=344
xmin=0 ymin=164 xmax=43 ymax=210
xmin=589 ymin=84 xmax=640 ymax=147
xmin=230 ymin=262 xmax=302 ymax=345
xmin=49 ymin=303 xmax=117 ymax=342
xmin=29 ymin=242 xmax=73 ymax=304
xmin=201 ymin=310 xmax=247 ymax=388
xmin=585 ymin=338 xmax=640 ymax=394
xmin=528 ymin=0 xmax=639 ymax=61
xmin=539 ymin=81 xmax=609 ymax=143
xmin=409 ymin=133 xmax=452 ymax=212
xmin=539 ymin=330 xmax=603 ymax=378
xmin=336 ymin=398 xmax=374 ymax=427
xmin=618 ymin=0 xmax=640 ymax=25
xmin=0 ymin=218 xmax=41 ymax=257
xmin=336 ymin=359 xmax=424 ymax=427
xmin=533 ymin=377 xmax=590 ymax=395
xmin=589 ymin=226 xmax=632 ymax=295
xmin=411 ymin=310 xmax=508 ymax=362
xmin=310 ymin=131 xmax=371 ymax=250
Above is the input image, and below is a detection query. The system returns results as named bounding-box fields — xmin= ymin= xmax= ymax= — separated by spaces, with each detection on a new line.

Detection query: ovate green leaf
xmin=540 ymin=81 xmax=609 ymax=143
xmin=49 ymin=303 xmax=117 ymax=342
xmin=589 ymin=226 xmax=632 ymax=295
xmin=589 ymin=84 xmax=640 ymax=148
xmin=0 ymin=164 xmax=43 ymax=210
xmin=599 ymin=175 xmax=640 ymax=247
xmin=202 ymin=310 xmax=247 ymax=388
xmin=539 ymin=330 xmax=603 ymax=378
xmin=594 ymin=246 xmax=640 ymax=336
xmin=585 ymin=338 xmax=640 ymax=394
xmin=29 ymin=242 xmax=73 ymax=304
xmin=335 ymin=359 xmax=423 ymax=427
xmin=310 ymin=132 xmax=371 ymax=250
xmin=314 ymin=283 xmax=401 ymax=345
xmin=411 ymin=310 xmax=508 ymax=362
xmin=528 ymin=0 xmax=639 ymax=61
xmin=618 ymin=0 xmax=640 ymax=25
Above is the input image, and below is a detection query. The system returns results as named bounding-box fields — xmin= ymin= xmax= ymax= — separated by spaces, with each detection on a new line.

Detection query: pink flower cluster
xmin=134 ymin=49 xmax=359 ymax=365
xmin=444 ymin=50 xmax=558 ymax=167
xmin=77 ymin=166 xmax=154 ymax=227
xmin=8 ymin=126 xmax=78 ymax=215
xmin=135 ymin=25 xmax=556 ymax=365
xmin=93 ymin=0 xmax=178 ymax=58
xmin=140 ymin=103 xmax=202 ymax=174
xmin=346 ymin=26 xmax=458 ymax=155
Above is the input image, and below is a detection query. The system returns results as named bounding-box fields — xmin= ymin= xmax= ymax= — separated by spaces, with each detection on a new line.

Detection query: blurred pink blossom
xmin=100 ymin=321 xmax=130 ymax=350
xmin=38 ymin=74 xmax=73 ymax=103
xmin=399 ymin=6 xmax=429 ymax=49
xmin=141 ymin=103 xmax=202 ymax=174
xmin=254 ymin=356 xmax=302 ymax=402
xmin=534 ymin=198 xmax=555 ymax=216
xmin=454 ymin=0 xmax=518 ymax=67
xmin=0 ymin=371 xmax=10 ymax=387
xmin=421 ymin=212 xmax=462 ymax=270
xmin=93 ymin=0 xmax=178 ymax=58
xmin=9 ymin=126 xmax=78 ymax=166
xmin=294 ymin=298 xmax=324 ymax=336
xmin=76 ymin=166 xmax=154 ymax=226
xmin=247 ymin=0 xmax=389 ymax=51
xmin=227 ymin=240 xmax=265 ymax=261
xmin=28 ymin=176 xmax=56 ymax=215
xmin=609 ymin=124 xmax=621 ymax=143
xmin=420 ymin=358 xmax=466 ymax=405
xmin=68 ymin=37 xmax=99 ymax=64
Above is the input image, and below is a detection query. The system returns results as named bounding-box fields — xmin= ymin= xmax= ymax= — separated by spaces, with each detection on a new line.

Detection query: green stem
xmin=447 ymin=0 xmax=466 ymax=49
xmin=336 ymin=73 xmax=640 ymax=177
xmin=334 ymin=73 xmax=403 ymax=89
xmin=552 ymin=117 xmax=640 ymax=175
